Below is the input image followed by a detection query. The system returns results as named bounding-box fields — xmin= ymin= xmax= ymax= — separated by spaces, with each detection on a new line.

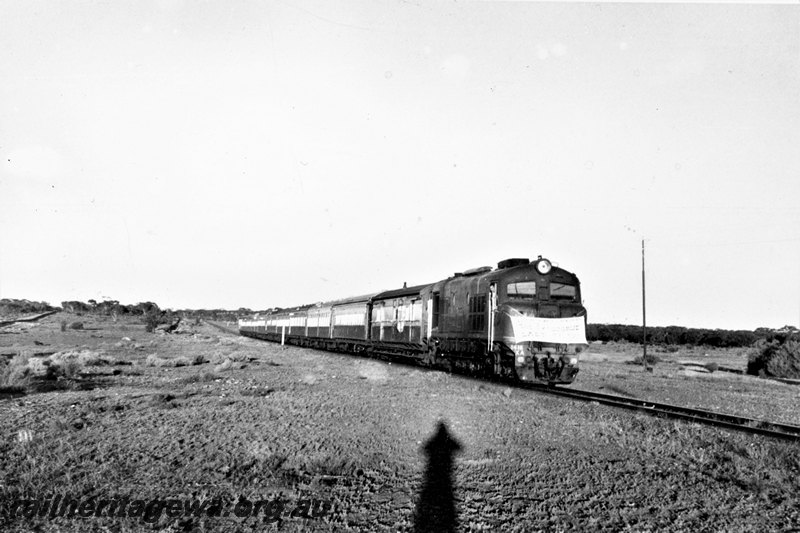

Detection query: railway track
xmin=0 ymin=310 xmax=59 ymax=328
xmin=204 ymin=320 xmax=241 ymax=336
xmin=517 ymin=382 xmax=800 ymax=442
xmin=228 ymin=323 xmax=800 ymax=442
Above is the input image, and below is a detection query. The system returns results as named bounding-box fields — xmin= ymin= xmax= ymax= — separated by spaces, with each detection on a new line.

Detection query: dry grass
xmin=207 ymin=350 xmax=252 ymax=372
xmin=1 ymin=351 xmax=90 ymax=392
xmin=50 ymin=349 xmax=114 ymax=367
xmin=175 ymin=371 xmax=220 ymax=385
xmin=210 ymin=350 xmax=249 ymax=364
xmin=0 ymin=353 xmax=32 ymax=392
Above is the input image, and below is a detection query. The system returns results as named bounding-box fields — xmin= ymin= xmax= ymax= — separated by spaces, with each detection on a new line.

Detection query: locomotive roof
xmin=430 ymin=261 xmax=579 ymax=288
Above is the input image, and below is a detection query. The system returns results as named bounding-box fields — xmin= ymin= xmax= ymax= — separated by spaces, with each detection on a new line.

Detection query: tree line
xmin=58 ymin=299 xmax=258 ymax=323
xmin=0 ymin=299 xmax=55 ymax=316
xmin=586 ymin=323 xmax=799 ymax=348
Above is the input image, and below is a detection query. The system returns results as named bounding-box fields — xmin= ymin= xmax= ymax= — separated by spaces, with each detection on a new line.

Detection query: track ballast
xmin=515 ymin=382 xmax=800 ymax=442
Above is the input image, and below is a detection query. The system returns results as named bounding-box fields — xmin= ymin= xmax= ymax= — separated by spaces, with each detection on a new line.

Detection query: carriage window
xmin=507 ymin=281 xmax=537 ymax=298
xmin=550 ymin=283 xmax=576 ymax=300
xmin=409 ymin=299 xmax=420 ymax=321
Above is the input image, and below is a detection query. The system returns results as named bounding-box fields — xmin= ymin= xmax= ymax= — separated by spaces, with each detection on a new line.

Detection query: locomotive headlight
xmin=535 ymin=258 xmax=552 ymax=275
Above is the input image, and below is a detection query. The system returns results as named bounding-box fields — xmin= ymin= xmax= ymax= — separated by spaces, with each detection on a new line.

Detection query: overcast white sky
xmin=1 ymin=0 xmax=799 ymax=330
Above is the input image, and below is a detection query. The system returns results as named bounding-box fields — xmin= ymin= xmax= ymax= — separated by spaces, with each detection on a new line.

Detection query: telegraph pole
xmin=625 ymin=226 xmax=649 ymax=371
xmin=642 ymin=239 xmax=648 ymax=371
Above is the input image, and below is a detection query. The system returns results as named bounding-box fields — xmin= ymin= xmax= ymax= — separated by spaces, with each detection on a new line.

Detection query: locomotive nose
xmin=510 ymin=341 xmax=581 ymax=383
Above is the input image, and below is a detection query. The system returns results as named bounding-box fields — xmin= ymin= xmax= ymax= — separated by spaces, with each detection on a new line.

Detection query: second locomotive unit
xmin=239 ymin=256 xmax=587 ymax=385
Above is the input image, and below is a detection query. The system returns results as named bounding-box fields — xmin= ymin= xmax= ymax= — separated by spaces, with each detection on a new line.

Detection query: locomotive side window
xmin=432 ymin=292 xmax=440 ymax=328
xmin=550 ymin=283 xmax=577 ymax=300
xmin=507 ymin=281 xmax=536 ymax=298
xmin=468 ymin=295 xmax=486 ymax=331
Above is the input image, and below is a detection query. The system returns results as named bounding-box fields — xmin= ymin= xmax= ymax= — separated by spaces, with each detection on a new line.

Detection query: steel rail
xmin=517 ymin=383 xmax=800 ymax=442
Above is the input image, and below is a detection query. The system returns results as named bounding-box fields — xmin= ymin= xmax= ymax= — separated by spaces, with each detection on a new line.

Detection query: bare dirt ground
xmin=2 ymin=314 xmax=799 ymax=532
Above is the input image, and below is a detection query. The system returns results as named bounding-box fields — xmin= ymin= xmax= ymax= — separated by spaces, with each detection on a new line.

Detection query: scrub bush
xmin=747 ymin=335 xmax=800 ymax=379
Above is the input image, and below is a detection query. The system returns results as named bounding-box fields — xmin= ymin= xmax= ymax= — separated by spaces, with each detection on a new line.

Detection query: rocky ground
xmin=1 ymin=314 xmax=799 ymax=532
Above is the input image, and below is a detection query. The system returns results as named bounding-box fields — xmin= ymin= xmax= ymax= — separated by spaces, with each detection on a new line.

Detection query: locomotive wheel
xmin=481 ymin=356 xmax=494 ymax=378
xmin=443 ymin=358 xmax=455 ymax=373
xmin=423 ymin=347 xmax=436 ymax=367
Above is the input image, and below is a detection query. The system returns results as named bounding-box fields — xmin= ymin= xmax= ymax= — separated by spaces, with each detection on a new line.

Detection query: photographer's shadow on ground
xmin=413 ymin=420 xmax=462 ymax=533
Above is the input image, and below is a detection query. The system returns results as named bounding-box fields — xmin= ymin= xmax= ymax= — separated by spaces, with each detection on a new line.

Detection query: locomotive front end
xmin=494 ymin=257 xmax=587 ymax=384
xmin=500 ymin=313 xmax=585 ymax=383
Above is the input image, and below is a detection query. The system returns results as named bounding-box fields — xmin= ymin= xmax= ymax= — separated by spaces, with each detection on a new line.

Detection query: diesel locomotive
xmin=239 ymin=256 xmax=587 ymax=384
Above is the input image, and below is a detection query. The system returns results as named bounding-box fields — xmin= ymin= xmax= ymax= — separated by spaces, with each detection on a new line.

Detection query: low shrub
xmin=655 ymin=344 xmax=680 ymax=354
xmin=176 ymin=371 xmax=219 ymax=384
xmin=46 ymin=359 xmax=82 ymax=380
xmin=51 ymin=350 xmax=112 ymax=367
xmin=0 ymin=351 xmax=86 ymax=391
xmin=150 ymin=393 xmax=179 ymax=407
xmin=210 ymin=351 xmax=248 ymax=364
xmin=191 ymin=353 xmax=208 ymax=365
xmin=0 ymin=353 xmax=32 ymax=390
xmin=747 ymin=335 xmax=800 ymax=379
xmin=143 ymin=309 xmax=178 ymax=333
xmin=145 ymin=354 xmax=192 ymax=367
xmin=144 ymin=312 xmax=160 ymax=333
xmin=626 ymin=353 xmax=661 ymax=366
xmin=214 ymin=359 xmax=233 ymax=372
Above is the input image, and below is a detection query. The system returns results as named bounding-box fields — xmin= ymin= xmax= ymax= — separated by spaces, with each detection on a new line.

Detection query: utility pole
xmin=642 ymin=239 xmax=648 ymax=371
xmin=625 ymin=226 xmax=650 ymax=371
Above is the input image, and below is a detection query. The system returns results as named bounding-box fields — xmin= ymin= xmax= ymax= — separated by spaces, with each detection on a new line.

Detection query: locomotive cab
xmin=495 ymin=257 xmax=586 ymax=383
